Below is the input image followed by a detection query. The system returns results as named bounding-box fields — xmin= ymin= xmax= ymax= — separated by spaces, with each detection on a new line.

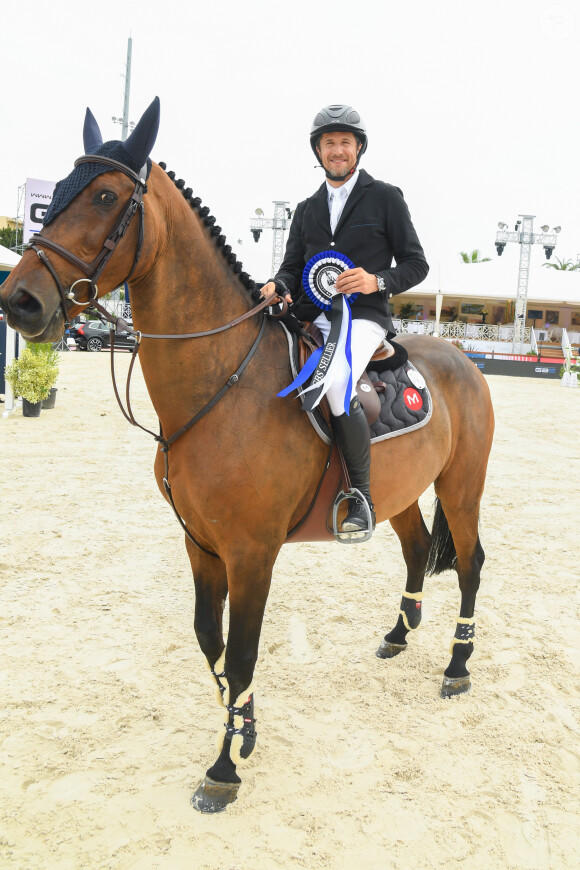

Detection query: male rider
xmin=263 ymin=105 xmax=429 ymax=534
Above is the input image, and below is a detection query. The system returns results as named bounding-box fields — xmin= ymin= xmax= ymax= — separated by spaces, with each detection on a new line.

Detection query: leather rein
xmin=30 ymin=153 xmax=284 ymax=556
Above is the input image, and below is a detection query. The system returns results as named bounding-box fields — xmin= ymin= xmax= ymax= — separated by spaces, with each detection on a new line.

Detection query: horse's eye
xmin=96 ymin=191 xmax=117 ymax=205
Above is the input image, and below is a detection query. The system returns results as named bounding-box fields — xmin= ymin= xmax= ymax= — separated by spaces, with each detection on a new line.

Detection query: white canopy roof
xmin=407 ymin=259 xmax=580 ymax=305
xmin=0 ymin=245 xmax=20 ymax=415
xmin=0 ymin=243 xmax=21 ymax=270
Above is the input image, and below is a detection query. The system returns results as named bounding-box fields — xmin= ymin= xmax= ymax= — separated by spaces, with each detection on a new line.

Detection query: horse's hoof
xmin=441 ymin=675 xmax=471 ymax=698
xmin=376 ymin=639 xmax=407 ymax=659
xmin=191 ymin=775 xmax=240 ymax=813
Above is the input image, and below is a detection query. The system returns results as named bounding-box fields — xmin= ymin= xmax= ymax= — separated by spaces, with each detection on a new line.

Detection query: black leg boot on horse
xmin=333 ymin=396 xmax=376 ymax=537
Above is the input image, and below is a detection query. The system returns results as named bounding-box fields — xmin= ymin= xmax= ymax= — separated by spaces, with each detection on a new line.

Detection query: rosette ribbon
xmin=277 ymin=251 xmax=357 ymax=415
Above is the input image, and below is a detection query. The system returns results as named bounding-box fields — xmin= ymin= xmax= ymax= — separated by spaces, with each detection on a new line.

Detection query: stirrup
xmin=332 ymin=488 xmax=375 ymax=544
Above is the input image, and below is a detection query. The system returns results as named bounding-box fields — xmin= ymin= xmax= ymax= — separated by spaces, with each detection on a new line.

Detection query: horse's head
xmin=0 ymin=98 xmax=160 ymax=342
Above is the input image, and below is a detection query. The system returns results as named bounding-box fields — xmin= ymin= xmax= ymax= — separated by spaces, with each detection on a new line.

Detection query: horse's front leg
xmin=187 ymin=539 xmax=229 ymax=691
xmin=376 ymin=501 xmax=431 ymax=659
xmin=191 ymin=546 xmax=276 ymax=814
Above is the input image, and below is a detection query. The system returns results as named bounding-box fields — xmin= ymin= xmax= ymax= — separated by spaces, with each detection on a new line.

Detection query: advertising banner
xmin=23 ymin=178 xmax=56 ymax=244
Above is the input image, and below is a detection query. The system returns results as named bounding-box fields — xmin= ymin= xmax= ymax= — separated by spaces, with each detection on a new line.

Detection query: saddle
xmin=298 ymin=323 xmax=407 ymax=427
xmin=285 ymin=324 xmax=422 ymax=544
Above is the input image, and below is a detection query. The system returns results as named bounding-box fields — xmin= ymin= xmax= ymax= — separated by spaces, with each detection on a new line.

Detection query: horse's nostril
xmin=13 ymin=288 xmax=43 ymax=317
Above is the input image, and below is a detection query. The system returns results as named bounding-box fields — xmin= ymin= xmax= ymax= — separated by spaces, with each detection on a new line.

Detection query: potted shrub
xmin=32 ymin=343 xmax=60 ymax=408
xmin=4 ymin=343 xmax=59 ymax=417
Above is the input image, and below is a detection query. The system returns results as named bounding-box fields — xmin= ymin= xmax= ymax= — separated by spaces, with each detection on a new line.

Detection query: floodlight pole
xmin=250 ymin=202 xmax=292 ymax=276
xmin=121 ymin=37 xmax=132 ymax=141
xmin=112 ymin=37 xmax=134 ymax=141
xmin=110 ymin=38 xmax=134 ymax=322
xmin=495 ymin=215 xmax=559 ymax=354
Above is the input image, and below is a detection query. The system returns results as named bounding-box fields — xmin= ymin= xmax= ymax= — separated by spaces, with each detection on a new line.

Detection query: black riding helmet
xmin=310 ymin=105 xmax=368 ymax=178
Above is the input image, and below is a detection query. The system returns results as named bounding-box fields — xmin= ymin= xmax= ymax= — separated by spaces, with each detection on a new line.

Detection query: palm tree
xmin=398 ymin=301 xmax=417 ymax=320
xmin=542 ymin=256 xmax=580 ymax=271
xmin=459 ymin=249 xmax=491 ymax=263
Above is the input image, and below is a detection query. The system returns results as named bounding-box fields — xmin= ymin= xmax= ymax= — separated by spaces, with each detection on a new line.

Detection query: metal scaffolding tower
xmin=5 ymin=183 xmax=26 ymax=255
xmin=16 ymin=184 xmax=25 ymax=253
xmin=250 ymin=202 xmax=292 ymax=276
xmin=495 ymin=215 xmax=560 ymax=354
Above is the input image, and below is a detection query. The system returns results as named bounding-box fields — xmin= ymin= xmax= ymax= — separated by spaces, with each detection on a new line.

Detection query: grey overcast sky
xmin=1 ymin=0 xmax=577 ymax=284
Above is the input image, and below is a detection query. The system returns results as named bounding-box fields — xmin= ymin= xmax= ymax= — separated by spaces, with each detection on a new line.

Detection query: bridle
xmin=29 ymin=152 xmax=285 ymax=557
xmin=29 ymin=154 xmax=148 ymax=329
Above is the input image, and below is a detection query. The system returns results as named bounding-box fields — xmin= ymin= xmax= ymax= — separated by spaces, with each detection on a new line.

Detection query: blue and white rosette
xmin=277 ymin=250 xmax=357 ymax=415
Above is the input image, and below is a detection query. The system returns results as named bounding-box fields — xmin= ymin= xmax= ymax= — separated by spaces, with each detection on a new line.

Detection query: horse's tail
xmin=426 ymin=498 xmax=457 ymax=575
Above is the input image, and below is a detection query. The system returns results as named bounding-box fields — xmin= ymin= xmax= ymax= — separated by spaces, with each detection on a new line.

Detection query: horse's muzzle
xmin=0 ymin=283 xmax=64 ymax=342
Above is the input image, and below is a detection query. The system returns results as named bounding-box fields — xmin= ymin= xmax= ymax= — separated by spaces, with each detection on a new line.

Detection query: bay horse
xmin=0 ymin=98 xmax=494 ymax=813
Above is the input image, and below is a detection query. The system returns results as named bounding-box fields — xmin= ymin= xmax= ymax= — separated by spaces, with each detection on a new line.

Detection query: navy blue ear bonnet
xmin=43 ymin=96 xmax=160 ymax=227
xmin=43 ymin=144 xmax=151 ymax=226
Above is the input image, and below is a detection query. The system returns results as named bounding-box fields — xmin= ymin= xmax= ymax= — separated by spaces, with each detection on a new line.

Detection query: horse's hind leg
xmin=430 ymin=494 xmax=485 ymax=698
xmin=377 ymin=501 xmax=431 ymax=659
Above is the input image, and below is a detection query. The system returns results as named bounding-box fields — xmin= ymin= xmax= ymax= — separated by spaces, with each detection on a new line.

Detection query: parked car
xmin=67 ymin=318 xmax=83 ymax=341
xmin=74 ymin=320 xmax=136 ymax=352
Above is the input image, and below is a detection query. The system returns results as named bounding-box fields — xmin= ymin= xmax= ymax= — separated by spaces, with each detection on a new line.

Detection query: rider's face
xmin=317 ymin=132 xmax=361 ymax=184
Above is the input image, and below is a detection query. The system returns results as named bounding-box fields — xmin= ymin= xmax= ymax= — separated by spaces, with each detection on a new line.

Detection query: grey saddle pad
xmin=278 ymin=321 xmax=432 ymax=445
xmin=367 ymin=361 xmax=432 ymax=443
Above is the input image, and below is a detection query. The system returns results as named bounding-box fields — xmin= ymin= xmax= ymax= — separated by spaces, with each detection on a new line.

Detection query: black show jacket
xmin=274 ymin=169 xmax=429 ymax=334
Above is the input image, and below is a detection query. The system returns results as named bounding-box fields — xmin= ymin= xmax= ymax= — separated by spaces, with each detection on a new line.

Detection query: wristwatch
xmin=375 ymin=275 xmax=388 ymax=298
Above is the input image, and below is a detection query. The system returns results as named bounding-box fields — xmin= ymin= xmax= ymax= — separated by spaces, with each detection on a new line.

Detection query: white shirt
xmin=326 ymin=169 xmax=360 ymax=234
xmin=326 ymin=169 xmax=359 ymax=233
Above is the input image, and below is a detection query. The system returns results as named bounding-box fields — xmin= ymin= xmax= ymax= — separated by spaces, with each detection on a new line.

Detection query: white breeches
xmin=313 ymin=313 xmax=386 ymax=417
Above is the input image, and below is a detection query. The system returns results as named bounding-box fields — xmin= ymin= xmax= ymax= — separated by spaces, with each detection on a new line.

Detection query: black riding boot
xmin=333 ymin=397 xmax=376 ymax=533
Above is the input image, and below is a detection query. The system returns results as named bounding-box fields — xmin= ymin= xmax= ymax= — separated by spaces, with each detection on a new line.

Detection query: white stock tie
xmin=329 ymin=187 xmax=346 ymax=234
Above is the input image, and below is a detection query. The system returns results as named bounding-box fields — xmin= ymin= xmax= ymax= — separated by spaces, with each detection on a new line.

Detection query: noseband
xmin=28 ymin=154 xmax=147 ymax=327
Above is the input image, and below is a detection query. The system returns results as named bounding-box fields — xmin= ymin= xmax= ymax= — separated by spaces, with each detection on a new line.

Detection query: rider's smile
xmin=316 ymin=131 xmax=361 ymax=184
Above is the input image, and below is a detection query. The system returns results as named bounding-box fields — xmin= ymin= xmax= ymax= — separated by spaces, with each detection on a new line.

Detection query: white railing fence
xmin=392 ymin=320 xmax=531 ymax=343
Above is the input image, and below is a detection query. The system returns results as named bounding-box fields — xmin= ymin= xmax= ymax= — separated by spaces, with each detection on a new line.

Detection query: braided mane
xmin=158 ymin=162 xmax=264 ymax=304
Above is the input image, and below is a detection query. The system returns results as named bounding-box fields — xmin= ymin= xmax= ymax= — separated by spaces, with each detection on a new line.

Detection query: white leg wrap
xmin=399 ymin=591 xmax=424 ymax=631
xmin=230 ymin=733 xmax=245 ymax=766
xmin=214 ymin=682 xmax=256 ymax=766
xmin=449 ymin=617 xmax=476 ymax=654
xmin=229 ymin=684 xmax=255 ymax=766
xmin=205 ymin=650 xmax=226 ymax=707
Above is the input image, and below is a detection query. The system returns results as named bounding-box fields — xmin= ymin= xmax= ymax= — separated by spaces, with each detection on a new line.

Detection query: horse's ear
xmin=122 ymin=97 xmax=160 ymax=171
xmin=83 ymin=108 xmax=103 ymax=154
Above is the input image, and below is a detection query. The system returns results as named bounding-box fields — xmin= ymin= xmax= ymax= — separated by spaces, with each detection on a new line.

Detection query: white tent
xmin=0 ymin=243 xmax=21 ymax=270
xmin=407 ymin=258 xmax=580 ymax=306
xmin=0 ymin=245 xmax=21 ymax=415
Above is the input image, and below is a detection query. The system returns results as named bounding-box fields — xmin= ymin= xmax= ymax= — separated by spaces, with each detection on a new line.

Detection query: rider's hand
xmin=335 ymin=267 xmax=378 ymax=296
xmin=262 ymin=281 xmax=292 ymax=305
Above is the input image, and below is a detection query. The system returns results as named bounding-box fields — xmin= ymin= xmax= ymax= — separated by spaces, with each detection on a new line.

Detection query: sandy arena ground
xmin=1 ymin=350 xmax=579 ymax=870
